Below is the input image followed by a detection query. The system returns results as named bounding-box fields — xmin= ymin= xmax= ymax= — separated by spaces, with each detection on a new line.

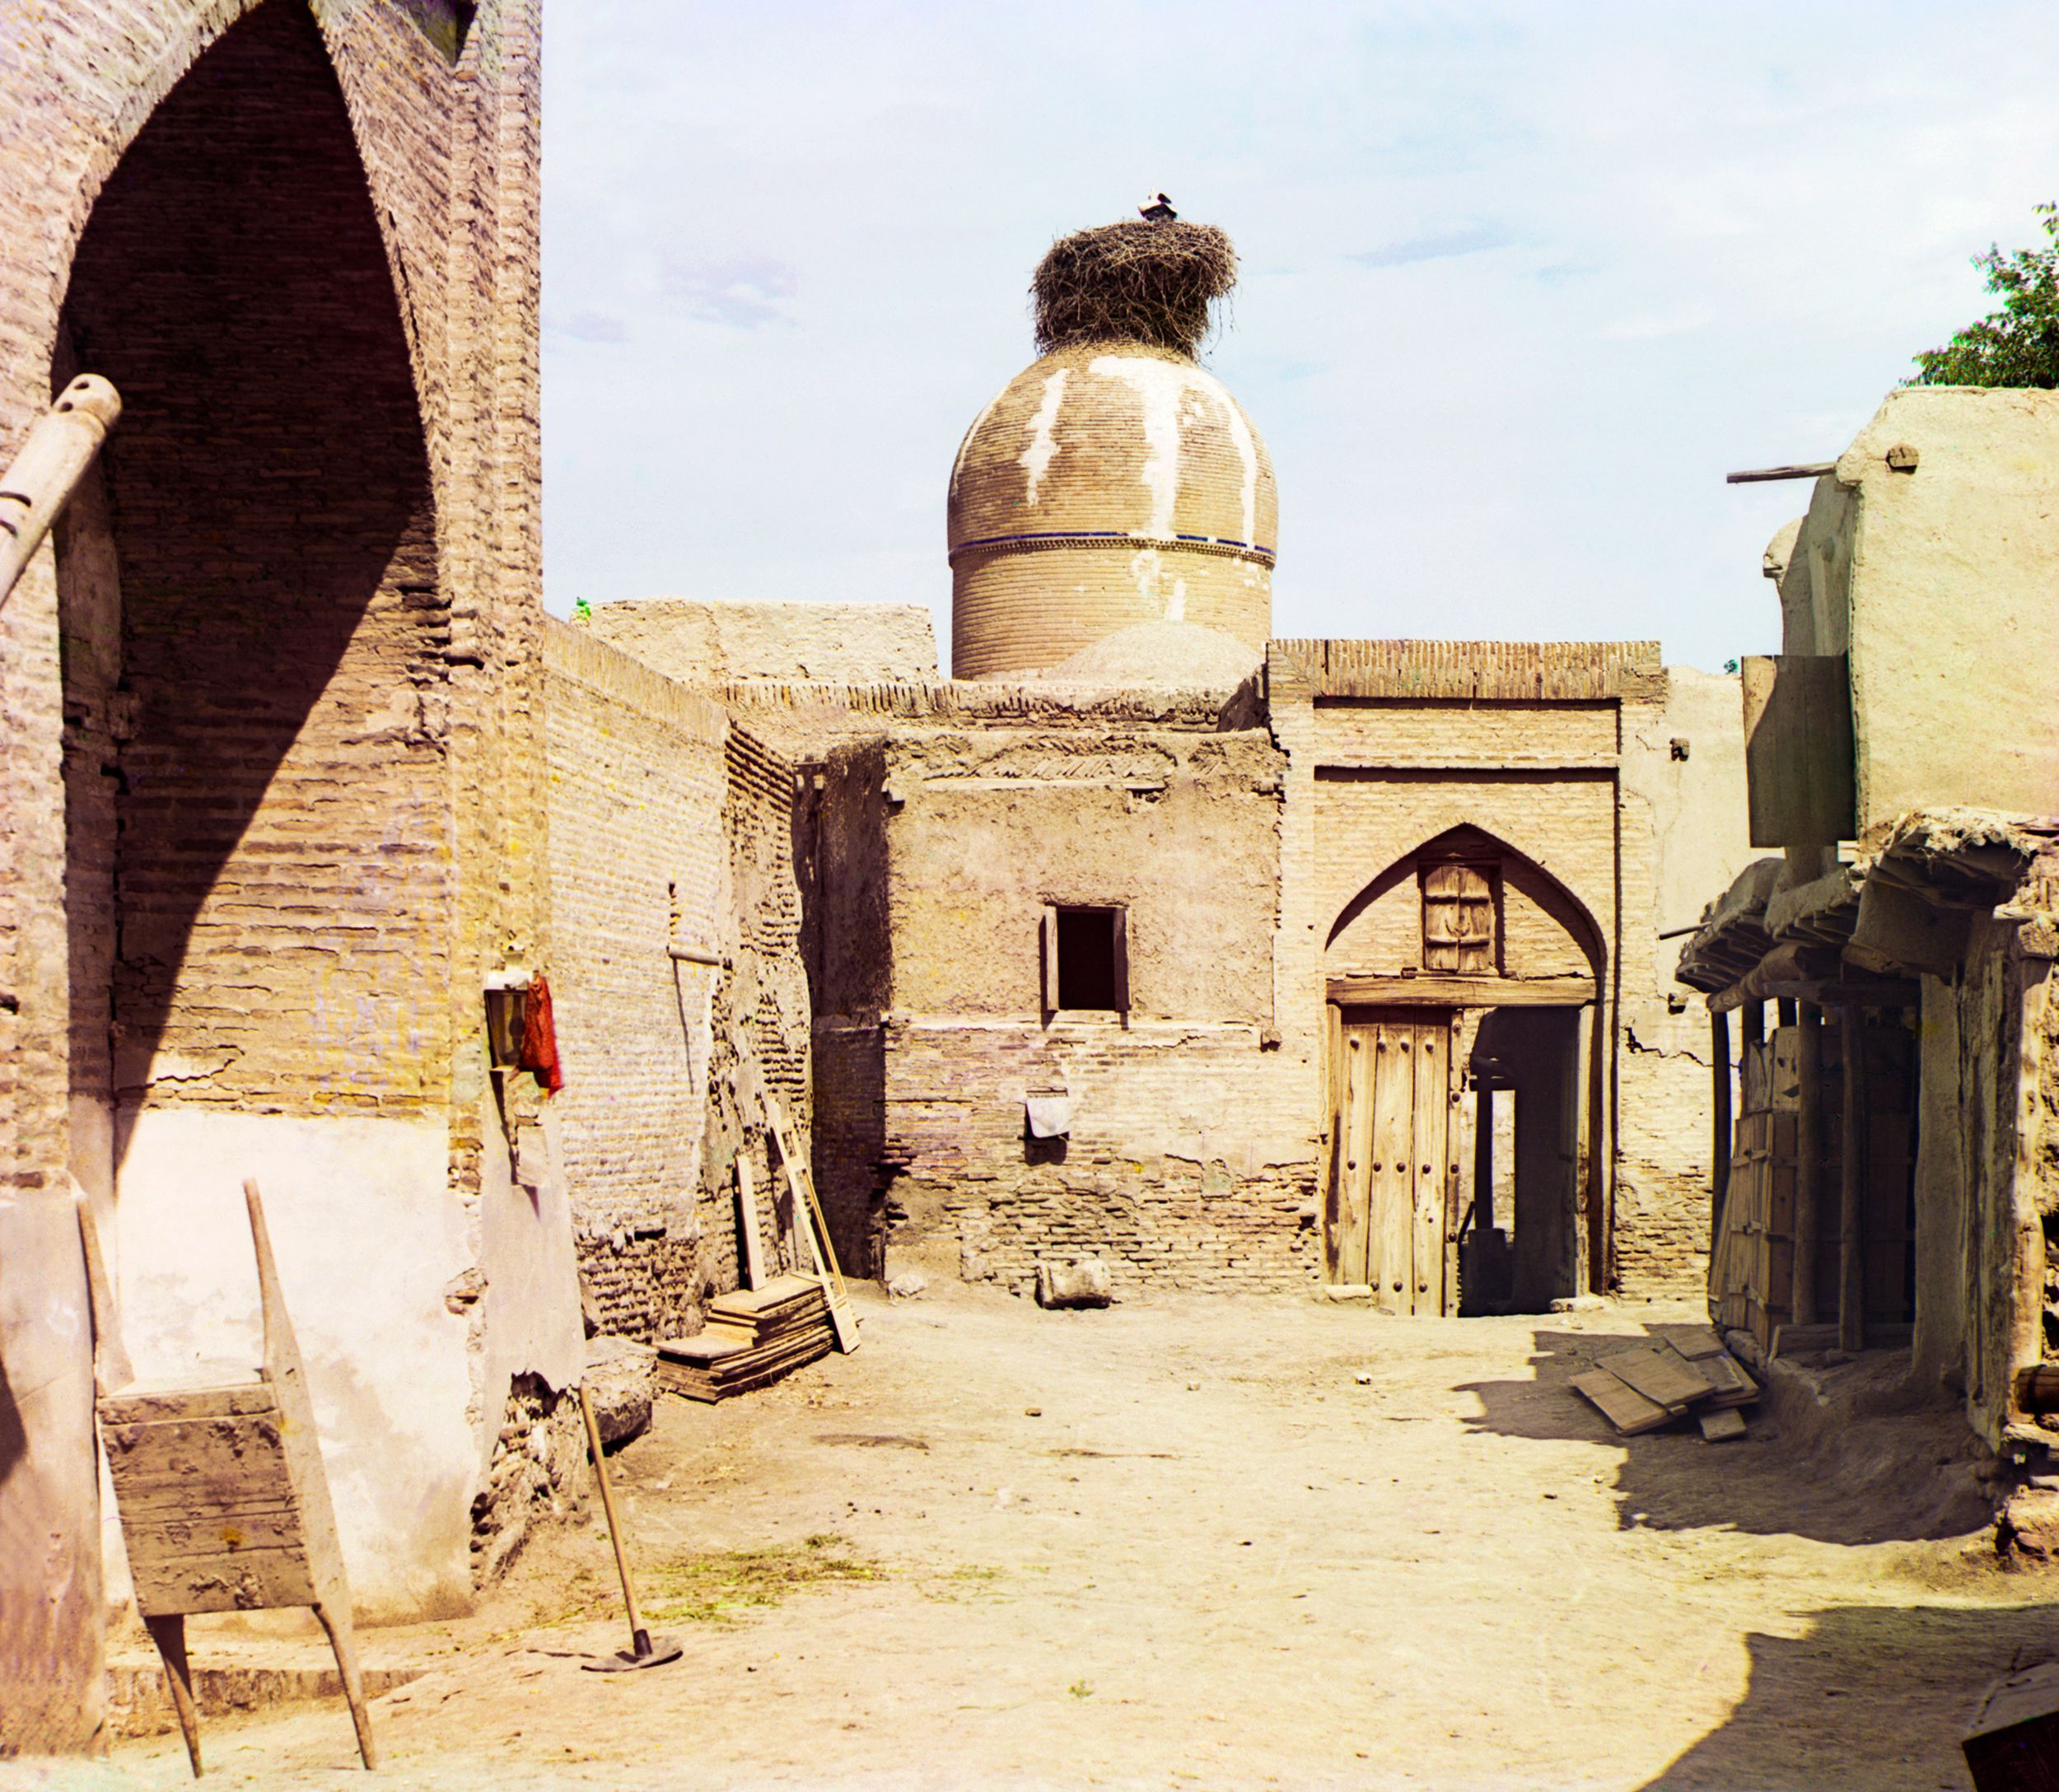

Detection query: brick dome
xmin=946 ymin=342 xmax=1276 ymax=680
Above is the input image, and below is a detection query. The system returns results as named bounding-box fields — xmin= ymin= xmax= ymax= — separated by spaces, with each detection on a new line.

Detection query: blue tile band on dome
xmin=948 ymin=529 xmax=1276 ymax=570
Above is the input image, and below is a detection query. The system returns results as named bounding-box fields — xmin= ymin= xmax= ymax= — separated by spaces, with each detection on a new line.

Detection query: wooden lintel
xmin=1327 ymin=973 xmax=1596 ymax=1008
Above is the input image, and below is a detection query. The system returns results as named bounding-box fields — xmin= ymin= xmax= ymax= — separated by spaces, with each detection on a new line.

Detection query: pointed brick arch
xmin=58 ymin=0 xmax=447 ymax=1144
xmin=1324 ymin=822 xmax=1606 ymax=982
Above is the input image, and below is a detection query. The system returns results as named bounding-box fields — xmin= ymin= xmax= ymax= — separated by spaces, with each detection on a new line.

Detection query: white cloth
xmin=1025 ymin=1094 xmax=1075 ymax=1139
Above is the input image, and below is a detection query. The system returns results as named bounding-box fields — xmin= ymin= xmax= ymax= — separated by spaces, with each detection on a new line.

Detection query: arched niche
xmin=54 ymin=0 xmax=445 ymax=1160
xmin=1324 ymin=824 xmax=1605 ymax=988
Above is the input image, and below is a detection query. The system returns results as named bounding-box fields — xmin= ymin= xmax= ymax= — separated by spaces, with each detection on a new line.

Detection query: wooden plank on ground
xmin=1598 ymin=1344 xmax=1714 ymax=1414
xmin=1694 ymin=1351 xmax=1759 ymax=1407
xmin=1699 ymin=1408 xmax=1748 ymax=1441
xmin=1572 ymin=1370 xmax=1672 ymax=1436
xmin=1646 ymin=1323 xmax=1725 ymax=1360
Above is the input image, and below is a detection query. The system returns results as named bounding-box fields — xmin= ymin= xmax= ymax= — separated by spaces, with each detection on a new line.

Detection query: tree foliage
xmin=1911 ymin=204 xmax=2059 ymax=388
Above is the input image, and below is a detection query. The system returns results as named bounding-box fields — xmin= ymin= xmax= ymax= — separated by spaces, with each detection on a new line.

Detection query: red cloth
xmin=518 ymin=974 xmax=564 ymax=1094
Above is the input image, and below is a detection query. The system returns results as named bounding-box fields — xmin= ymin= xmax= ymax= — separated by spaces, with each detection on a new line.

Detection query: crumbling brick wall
xmin=854 ymin=708 xmax=1314 ymax=1290
xmin=889 ymin=1019 xmax=1319 ymax=1294
xmin=544 ymin=622 xmax=811 ymax=1342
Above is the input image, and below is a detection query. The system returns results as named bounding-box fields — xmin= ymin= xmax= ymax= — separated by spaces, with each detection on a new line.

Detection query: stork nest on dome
xmin=1031 ymin=220 xmax=1237 ymax=359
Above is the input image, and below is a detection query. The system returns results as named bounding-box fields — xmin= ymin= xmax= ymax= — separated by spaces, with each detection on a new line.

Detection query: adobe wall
xmin=1615 ymin=668 xmax=1755 ymax=1299
xmin=582 ymin=598 xmax=938 ymax=687
xmin=543 ymin=623 xmax=812 ymax=1339
xmin=1774 ymin=389 xmax=2059 ymax=837
xmin=837 ymin=707 xmax=1311 ymax=1292
xmin=1917 ymin=897 xmax=2057 ymax=1449
xmin=0 ymin=0 xmax=562 ymax=1736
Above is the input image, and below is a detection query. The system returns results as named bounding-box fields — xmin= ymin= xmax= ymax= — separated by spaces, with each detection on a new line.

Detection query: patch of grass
xmin=639 ymin=1536 xmax=882 ymax=1626
xmin=1068 ymin=1678 xmax=1093 ymax=1699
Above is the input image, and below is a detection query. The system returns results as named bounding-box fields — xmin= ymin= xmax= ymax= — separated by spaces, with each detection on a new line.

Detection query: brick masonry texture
xmin=890 ymin=1019 xmax=1319 ymax=1296
xmin=1 ymin=0 xmax=549 ymax=1745
xmin=543 ymin=622 xmax=812 ymax=1343
xmin=60 ymin=2 xmax=450 ymax=1117
xmin=595 ymin=604 xmax=1748 ymax=1307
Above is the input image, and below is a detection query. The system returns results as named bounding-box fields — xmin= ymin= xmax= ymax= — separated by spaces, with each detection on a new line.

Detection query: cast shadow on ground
xmin=1459 ymin=1328 xmax=1996 ymax=1546
xmin=1638 ymin=1601 xmax=2059 ymax=1790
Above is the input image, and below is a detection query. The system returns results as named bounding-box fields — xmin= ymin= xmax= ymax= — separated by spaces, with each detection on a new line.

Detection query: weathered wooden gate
xmin=1324 ymin=1005 xmax=1455 ymax=1314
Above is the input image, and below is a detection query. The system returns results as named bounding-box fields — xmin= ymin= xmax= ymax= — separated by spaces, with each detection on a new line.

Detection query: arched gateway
xmin=1321 ymin=825 xmax=1607 ymax=1314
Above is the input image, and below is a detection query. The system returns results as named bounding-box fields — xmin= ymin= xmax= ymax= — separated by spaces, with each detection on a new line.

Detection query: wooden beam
xmin=1793 ymin=1003 xmax=1822 ymax=1328
xmin=1327 ymin=973 xmax=1596 ymax=1008
xmin=1838 ymin=1007 xmax=1868 ymax=1352
xmin=1711 ymin=1008 xmax=1732 ymax=1254
xmin=1725 ymin=461 xmax=1834 ymax=485
xmin=1708 ymin=973 xmax=1919 ymax=1013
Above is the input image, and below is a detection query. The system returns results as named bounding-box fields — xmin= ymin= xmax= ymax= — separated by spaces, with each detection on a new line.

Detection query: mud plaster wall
xmin=1616 ymin=670 xmax=1755 ymax=1299
xmin=581 ymin=599 xmax=937 ymax=687
xmin=544 ymin=623 xmax=812 ymax=1342
xmin=0 ymin=0 xmax=558 ymax=1730
xmin=865 ymin=718 xmax=1310 ymax=1290
xmin=1921 ymin=903 xmax=2058 ymax=1449
xmin=1837 ymin=390 xmax=2059 ymax=834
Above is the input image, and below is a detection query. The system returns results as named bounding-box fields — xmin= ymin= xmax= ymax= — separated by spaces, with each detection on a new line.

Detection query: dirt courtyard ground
xmin=16 ymin=1281 xmax=2059 ymax=1791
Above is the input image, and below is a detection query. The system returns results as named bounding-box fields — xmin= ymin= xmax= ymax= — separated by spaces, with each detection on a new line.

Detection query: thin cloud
xmin=546 ymin=310 xmax=631 ymax=344
xmin=663 ymin=254 xmax=799 ymax=329
xmin=1348 ymin=223 xmax=1515 ymax=270
xmin=1596 ymin=302 xmax=1717 ymax=343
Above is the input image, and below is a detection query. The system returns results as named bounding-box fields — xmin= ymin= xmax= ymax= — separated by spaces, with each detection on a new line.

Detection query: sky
xmin=541 ymin=1 xmax=2059 ymax=674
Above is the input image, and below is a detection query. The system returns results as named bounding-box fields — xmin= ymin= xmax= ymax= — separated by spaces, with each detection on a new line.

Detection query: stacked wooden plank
xmin=654 ymin=1276 xmax=833 ymax=1402
xmin=1710 ymin=1018 xmax=1916 ymax=1352
xmin=1571 ymin=1326 xmax=1758 ymax=1441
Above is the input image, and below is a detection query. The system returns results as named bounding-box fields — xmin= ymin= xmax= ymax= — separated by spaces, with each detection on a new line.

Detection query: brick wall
xmin=543 ymin=623 xmax=811 ymax=1342
xmin=61 ymin=1 xmax=451 ymax=1116
xmin=887 ymin=1020 xmax=1318 ymax=1294
xmin=849 ymin=709 xmax=1313 ymax=1290
xmin=1614 ymin=670 xmax=1754 ymax=1300
xmin=0 ymin=0 xmax=551 ymax=1731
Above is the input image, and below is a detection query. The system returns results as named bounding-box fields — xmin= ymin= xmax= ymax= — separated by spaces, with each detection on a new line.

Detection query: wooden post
xmin=1473 ymin=1085 xmax=1495 ymax=1231
xmin=1741 ymin=1001 xmax=1765 ymax=1052
xmin=1711 ymin=1008 xmax=1732 ymax=1252
xmin=1839 ymin=1007 xmax=1869 ymax=1352
xmin=1792 ymin=1003 xmax=1822 ymax=1328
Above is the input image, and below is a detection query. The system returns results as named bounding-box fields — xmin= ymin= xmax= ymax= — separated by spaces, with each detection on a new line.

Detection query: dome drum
xmin=947 ymin=340 xmax=1277 ymax=680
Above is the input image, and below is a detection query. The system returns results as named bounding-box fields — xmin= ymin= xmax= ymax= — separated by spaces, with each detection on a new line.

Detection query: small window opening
xmin=1421 ymin=861 xmax=1497 ymax=973
xmin=1045 ymin=905 xmax=1128 ymax=1012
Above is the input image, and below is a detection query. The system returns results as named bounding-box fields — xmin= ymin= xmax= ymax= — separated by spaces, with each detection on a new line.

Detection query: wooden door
xmin=1325 ymin=1006 xmax=1454 ymax=1314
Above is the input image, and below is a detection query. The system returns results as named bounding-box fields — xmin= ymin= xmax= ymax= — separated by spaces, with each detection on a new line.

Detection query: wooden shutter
xmin=1110 ymin=908 xmax=1129 ymax=1012
xmin=1039 ymin=904 xmax=1058 ymax=1015
xmin=1422 ymin=863 xmax=1495 ymax=973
